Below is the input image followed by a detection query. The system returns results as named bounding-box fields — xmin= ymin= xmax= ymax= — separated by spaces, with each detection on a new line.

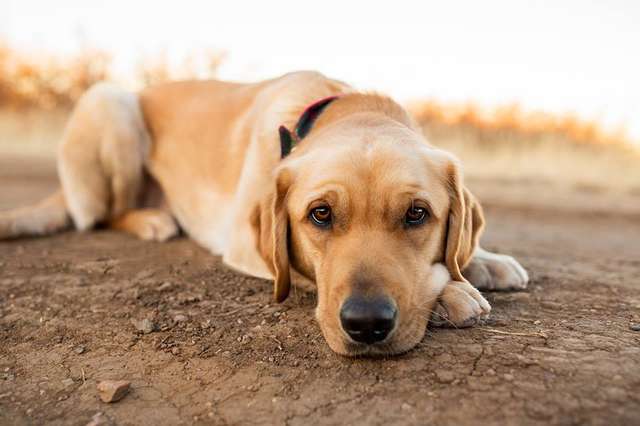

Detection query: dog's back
xmin=0 ymin=71 xmax=350 ymax=250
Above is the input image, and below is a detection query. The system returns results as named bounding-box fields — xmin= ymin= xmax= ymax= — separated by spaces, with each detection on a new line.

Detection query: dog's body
xmin=0 ymin=71 xmax=528 ymax=355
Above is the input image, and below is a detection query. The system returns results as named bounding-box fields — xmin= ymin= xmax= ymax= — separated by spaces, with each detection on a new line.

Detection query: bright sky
xmin=3 ymin=0 xmax=640 ymax=141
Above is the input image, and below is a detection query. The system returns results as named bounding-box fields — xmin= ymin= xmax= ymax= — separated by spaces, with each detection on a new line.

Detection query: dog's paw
xmin=430 ymin=281 xmax=491 ymax=328
xmin=463 ymin=249 xmax=529 ymax=291
xmin=135 ymin=211 xmax=179 ymax=242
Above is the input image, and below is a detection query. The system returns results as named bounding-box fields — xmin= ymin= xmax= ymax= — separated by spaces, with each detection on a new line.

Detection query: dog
xmin=0 ymin=71 xmax=528 ymax=355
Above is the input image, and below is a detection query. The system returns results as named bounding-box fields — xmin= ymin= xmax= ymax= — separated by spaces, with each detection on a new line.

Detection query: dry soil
xmin=1 ymin=156 xmax=639 ymax=426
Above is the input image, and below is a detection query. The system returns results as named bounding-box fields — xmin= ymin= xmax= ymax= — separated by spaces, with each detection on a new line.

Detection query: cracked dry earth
xmin=1 ymin=156 xmax=640 ymax=426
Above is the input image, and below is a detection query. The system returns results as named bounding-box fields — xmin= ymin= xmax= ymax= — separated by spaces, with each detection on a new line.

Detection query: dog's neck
xmin=309 ymin=93 xmax=418 ymax=136
xmin=279 ymin=96 xmax=339 ymax=158
xmin=280 ymin=93 xmax=418 ymax=159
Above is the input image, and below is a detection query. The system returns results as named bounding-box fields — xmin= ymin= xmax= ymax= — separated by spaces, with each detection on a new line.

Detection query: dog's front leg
xmin=463 ymin=247 xmax=529 ymax=291
xmin=426 ymin=264 xmax=490 ymax=328
xmin=430 ymin=279 xmax=491 ymax=328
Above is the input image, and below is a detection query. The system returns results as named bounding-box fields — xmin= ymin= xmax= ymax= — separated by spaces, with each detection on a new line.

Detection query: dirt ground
xmin=1 ymin=156 xmax=639 ymax=426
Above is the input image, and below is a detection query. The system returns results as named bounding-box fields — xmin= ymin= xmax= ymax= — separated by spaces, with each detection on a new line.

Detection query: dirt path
xmin=1 ymin=157 xmax=639 ymax=426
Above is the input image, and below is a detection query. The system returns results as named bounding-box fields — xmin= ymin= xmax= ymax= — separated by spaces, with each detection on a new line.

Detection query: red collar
xmin=279 ymin=96 xmax=339 ymax=158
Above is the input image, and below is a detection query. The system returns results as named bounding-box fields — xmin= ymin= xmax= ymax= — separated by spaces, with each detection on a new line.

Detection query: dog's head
xmin=254 ymin=95 xmax=484 ymax=355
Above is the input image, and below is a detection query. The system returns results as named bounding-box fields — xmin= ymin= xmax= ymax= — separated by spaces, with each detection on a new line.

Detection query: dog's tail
xmin=0 ymin=190 xmax=71 ymax=239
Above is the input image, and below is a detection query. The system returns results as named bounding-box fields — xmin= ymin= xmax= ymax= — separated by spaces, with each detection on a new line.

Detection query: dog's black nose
xmin=340 ymin=296 xmax=397 ymax=344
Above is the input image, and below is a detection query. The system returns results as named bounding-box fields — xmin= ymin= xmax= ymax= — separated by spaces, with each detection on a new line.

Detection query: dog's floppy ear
xmin=444 ymin=162 xmax=485 ymax=282
xmin=253 ymin=170 xmax=292 ymax=302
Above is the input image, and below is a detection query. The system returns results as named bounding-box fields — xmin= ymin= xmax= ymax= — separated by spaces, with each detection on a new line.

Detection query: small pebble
xmin=435 ymin=369 xmax=455 ymax=384
xmin=173 ymin=314 xmax=188 ymax=323
xmin=97 ymin=380 xmax=130 ymax=403
xmin=503 ymin=373 xmax=515 ymax=381
xmin=61 ymin=378 xmax=74 ymax=387
xmin=629 ymin=323 xmax=640 ymax=332
xmin=157 ymin=282 xmax=173 ymax=292
xmin=86 ymin=412 xmax=109 ymax=426
xmin=131 ymin=318 xmax=156 ymax=334
xmin=74 ymin=345 xmax=86 ymax=355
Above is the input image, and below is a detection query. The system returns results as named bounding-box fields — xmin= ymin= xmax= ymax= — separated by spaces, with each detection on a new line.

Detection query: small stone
xmin=485 ymin=368 xmax=496 ymax=376
xmin=86 ymin=412 xmax=110 ymax=426
xmin=131 ymin=318 xmax=156 ymax=334
xmin=97 ymin=380 xmax=130 ymax=403
xmin=61 ymin=378 xmax=74 ymax=387
xmin=74 ymin=345 xmax=86 ymax=355
xmin=503 ymin=373 xmax=515 ymax=381
xmin=629 ymin=323 xmax=640 ymax=332
xmin=171 ymin=347 xmax=180 ymax=356
xmin=533 ymin=320 xmax=541 ymax=325
xmin=173 ymin=314 xmax=188 ymax=323
xmin=435 ymin=369 xmax=455 ymax=384
xmin=52 ymin=336 xmax=63 ymax=344
xmin=157 ymin=282 xmax=173 ymax=292
xmin=401 ymin=403 xmax=412 ymax=410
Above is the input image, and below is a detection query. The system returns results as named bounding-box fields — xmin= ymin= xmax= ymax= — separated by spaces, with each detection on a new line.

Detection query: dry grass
xmin=1 ymin=40 xmax=638 ymax=193
xmin=410 ymin=100 xmax=634 ymax=148
xmin=0 ymin=41 xmax=223 ymax=109
xmin=0 ymin=41 xmax=223 ymax=155
xmin=409 ymin=101 xmax=640 ymax=192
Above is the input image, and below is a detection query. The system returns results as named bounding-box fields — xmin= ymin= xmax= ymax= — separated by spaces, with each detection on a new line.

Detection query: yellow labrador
xmin=0 ymin=71 xmax=528 ymax=355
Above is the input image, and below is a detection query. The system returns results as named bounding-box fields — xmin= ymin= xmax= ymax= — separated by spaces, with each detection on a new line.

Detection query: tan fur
xmin=0 ymin=71 xmax=528 ymax=356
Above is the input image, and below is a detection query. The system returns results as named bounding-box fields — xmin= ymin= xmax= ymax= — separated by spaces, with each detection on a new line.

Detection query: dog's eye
xmin=404 ymin=205 xmax=428 ymax=226
xmin=309 ymin=206 xmax=332 ymax=227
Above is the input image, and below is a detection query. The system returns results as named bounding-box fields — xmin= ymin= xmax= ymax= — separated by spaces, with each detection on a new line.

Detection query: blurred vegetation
xmin=410 ymin=100 xmax=634 ymax=149
xmin=0 ymin=40 xmax=638 ymax=191
xmin=0 ymin=41 xmax=224 ymax=109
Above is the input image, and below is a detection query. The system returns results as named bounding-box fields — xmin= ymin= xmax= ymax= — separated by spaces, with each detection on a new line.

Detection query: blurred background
xmin=1 ymin=0 xmax=639 ymax=205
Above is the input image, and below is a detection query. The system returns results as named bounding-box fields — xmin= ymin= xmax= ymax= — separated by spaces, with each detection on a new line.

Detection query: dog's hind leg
xmin=1 ymin=83 xmax=154 ymax=240
xmin=463 ymin=247 xmax=529 ymax=291
xmin=0 ymin=191 xmax=70 ymax=239
xmin=58 ymin=83 xmax=150 ymax=231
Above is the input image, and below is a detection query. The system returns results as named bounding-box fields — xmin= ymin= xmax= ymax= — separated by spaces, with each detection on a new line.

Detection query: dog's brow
xmin=397 ymin=184 xmax=426 ymax=192
xmin=305 ymin=182 xmax=348 ymax=198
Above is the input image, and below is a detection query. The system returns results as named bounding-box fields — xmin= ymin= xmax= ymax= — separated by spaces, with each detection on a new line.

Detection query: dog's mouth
xmin=325 ymin=312 xmax=427 ymax=358
xmin=341 ymin=339 xmax=402 ymax=357
xmin=316 ymin=296 xmax=428 ymax=356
